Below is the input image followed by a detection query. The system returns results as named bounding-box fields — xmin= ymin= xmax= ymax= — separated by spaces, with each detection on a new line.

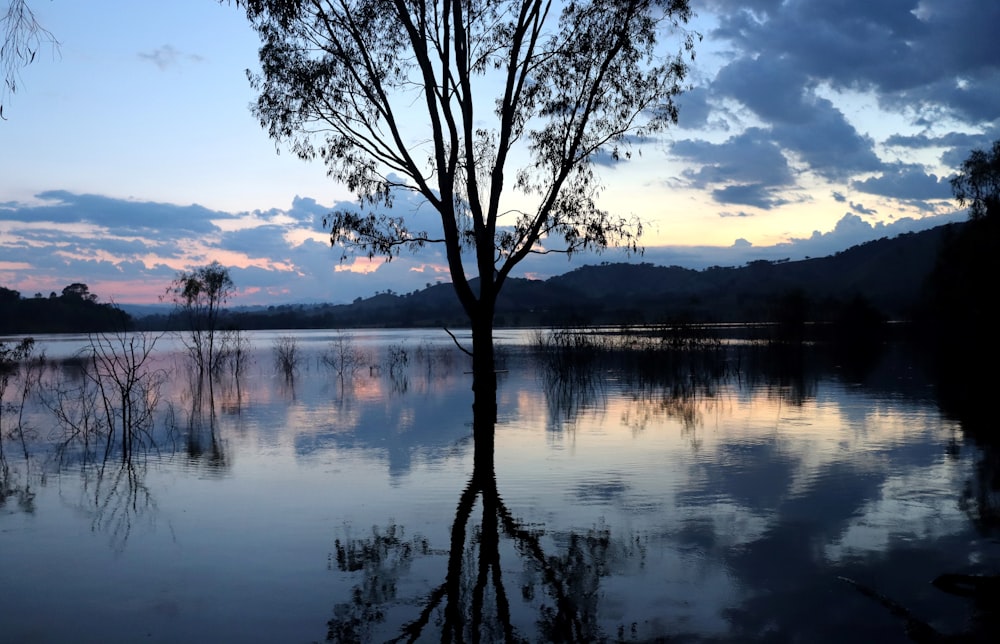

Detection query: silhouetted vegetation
xmin=124 ymin=222 xmax=951 ymax=334
xmin=165 ymin=262 xmax=235 ymax=376
xmin=0 ymin=223 xmax=966 ymax=336
xmin=0 ymin=283 xmax=130 ymax=334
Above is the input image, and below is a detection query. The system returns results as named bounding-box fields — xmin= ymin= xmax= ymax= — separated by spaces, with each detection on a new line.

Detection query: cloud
xmin=690 ymin=0 xmax=1000 ymax=206
xmin=850 ymin=165 xmax=953 ymax=202
xmin=0 ymin=187 xmax=972 ymax=306
xmin=673 ymin=128 xmax=793 ymax=187
xmin=675 ymin=87 xmax=713 ymax=130
xmin=1 ymin=191 xmax=236 ymax=237
xmin=714 ymin=56 xmax=814 ymax=125
xmin=769 ymin=98 xmax=882 ymax=180
xmin=138 ymin=45 xmax=204 ymax=71
xmin=712 ymin=184 xmax=788 ymax=210
xmin=849 ymin=201 xmax=877 ymax=216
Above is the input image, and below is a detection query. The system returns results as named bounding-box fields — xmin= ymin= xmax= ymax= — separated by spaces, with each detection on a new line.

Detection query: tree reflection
xmin=325 ymin=415 xmax=639 ymax=643
xmin=0 ymin=465 xmax=35 ymax=513
xmin=82 ymin=460 xmax=156 ymax=552
xmin=183 ymin=372 xmax=227 ymax=471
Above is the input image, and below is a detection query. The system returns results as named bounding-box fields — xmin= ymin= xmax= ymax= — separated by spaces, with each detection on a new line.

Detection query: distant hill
xmin=542 ymin=223 xmax=951 ymax=323
xmin=133 ymin=222 xmax=955 ymax=330
xmin=0 ymin=223 xmax=961 ymax=335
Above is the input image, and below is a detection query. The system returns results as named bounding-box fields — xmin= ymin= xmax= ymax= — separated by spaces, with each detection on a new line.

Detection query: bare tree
xmin=273 ymin=335 xmax=300 ymax=379
xmin=85 ymin=330 xmax=165 ymax=464
xmin=321 ymin=331 xmax=369 ymax=385
xmin=233 ymin=0 xmax=697 ymax=419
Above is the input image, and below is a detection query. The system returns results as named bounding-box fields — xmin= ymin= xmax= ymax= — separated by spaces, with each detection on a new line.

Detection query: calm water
xmin=0 ymin=329 xmax=996 ymax=643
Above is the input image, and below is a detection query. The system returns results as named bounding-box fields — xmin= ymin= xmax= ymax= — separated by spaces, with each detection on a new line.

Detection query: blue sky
xmin=1 ymin=0 xmax=997 ymax=305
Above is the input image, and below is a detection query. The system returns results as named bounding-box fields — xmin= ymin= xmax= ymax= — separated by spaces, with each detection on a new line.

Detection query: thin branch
xmin=444 ymin=326 xmax=473 ymax=357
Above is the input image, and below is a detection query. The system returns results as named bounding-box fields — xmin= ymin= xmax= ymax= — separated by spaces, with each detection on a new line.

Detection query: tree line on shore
xmin=0 ymin=212 xmax=993 ymax=338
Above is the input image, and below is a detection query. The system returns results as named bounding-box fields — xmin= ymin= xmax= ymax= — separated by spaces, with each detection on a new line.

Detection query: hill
xmin=137 ymin=222 xmax=955 ymax=330
xmin=3 ymin=223 xmax=956 ymax=334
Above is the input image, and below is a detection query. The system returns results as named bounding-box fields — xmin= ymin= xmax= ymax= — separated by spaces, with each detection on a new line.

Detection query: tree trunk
xmin=470 ymin=308 xmax=497 ymax=438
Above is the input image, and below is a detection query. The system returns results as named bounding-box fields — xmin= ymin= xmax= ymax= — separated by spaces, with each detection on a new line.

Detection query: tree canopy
xmin=950 ymin=139 xmax=1000 ymax=221
xmin=235 ymin=0 xmax=697 ymax=405
xmin=0 ymin=283 xmax=129 ymax=334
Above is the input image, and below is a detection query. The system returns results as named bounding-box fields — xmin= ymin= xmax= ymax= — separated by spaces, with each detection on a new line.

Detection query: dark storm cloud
xmin=850 ymin=164 xmax=952 ymax=202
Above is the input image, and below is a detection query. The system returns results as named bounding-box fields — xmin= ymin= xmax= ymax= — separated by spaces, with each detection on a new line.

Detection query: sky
xmin=1 ymin=0 xmax=997 ymax=306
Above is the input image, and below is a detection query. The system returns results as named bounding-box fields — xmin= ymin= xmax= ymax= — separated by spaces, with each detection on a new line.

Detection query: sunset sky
xmin=1 ymin=0 xmax=997 ymax=306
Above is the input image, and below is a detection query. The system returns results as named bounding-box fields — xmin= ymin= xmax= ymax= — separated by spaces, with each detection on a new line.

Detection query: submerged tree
xmin=166 ymin=261 xmax=235 ymax=376
xmin=0 ymin=337 xmax=36 ymax=470
xmin=234 ymin=0 xmax=697 ymax=418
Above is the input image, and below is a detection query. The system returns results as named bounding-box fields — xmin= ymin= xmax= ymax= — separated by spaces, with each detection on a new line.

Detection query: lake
xmin=0 ymin=328 xmax=996 ymax=643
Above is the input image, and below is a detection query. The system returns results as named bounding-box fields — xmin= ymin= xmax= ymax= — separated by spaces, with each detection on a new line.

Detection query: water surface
xmin=0 ymin=329 xmax=995 ymax=642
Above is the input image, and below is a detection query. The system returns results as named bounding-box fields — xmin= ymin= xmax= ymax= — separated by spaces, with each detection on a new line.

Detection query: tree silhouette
xmin=950 ymin=139 xmax=1000 ymax=221
xmin=233 ymin=0 xmax=697 ymax=420
xmin=1 ymin=0 xmax=58 ymax=118
xmin=166 ymin=261 xmax=235 ymax=376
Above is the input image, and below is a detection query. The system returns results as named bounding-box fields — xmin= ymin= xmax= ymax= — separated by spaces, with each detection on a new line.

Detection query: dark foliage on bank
xmin=0 ymin=283 xmax=131 ymax=334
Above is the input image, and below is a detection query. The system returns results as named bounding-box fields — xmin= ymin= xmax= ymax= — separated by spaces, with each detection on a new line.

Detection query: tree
xmin=950 ymin=139 xmax=1000 ymax=221
xmin=166 ymin=261 xmax=235 ymax=375
xmin=235 ymin=0 xmax=697 ymax=417
xmin=61 ymin=282 xmax=97 ymax=303
xmin=1 ymin=0 xmax=58 ymax=119
xmin=922 ymin=140 xmax=1000 ymax=338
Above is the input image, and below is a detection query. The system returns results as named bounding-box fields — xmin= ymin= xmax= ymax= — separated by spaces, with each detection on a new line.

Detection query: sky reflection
xmin=0 ymin=331 xmax=992 ymax=642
